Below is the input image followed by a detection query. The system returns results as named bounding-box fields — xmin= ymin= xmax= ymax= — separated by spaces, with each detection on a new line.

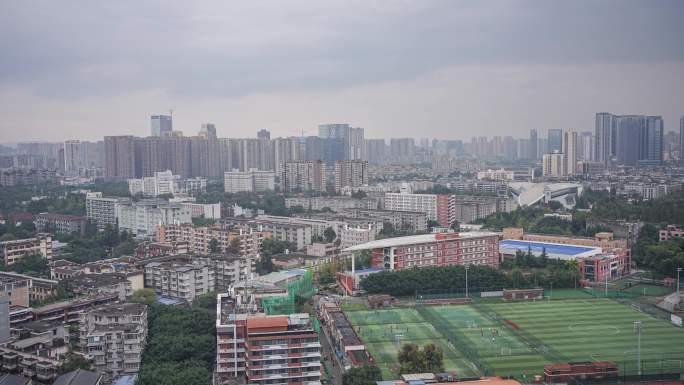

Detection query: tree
xmin=398 ymin=343 xmax=444 ymax=374
xmin=209 ymin=238 xmax=220 ymax=254
xmin=256 ymin=254 xmax=274 ymax=275
xmin=350 ymin=190 xmax=368 ymax=199
xmin=58 ymin=352 xmax=91 ymax=374
xmin=323 ymin=226 xmax=337 ymax=243
xmin=2 ymin=253 xmax=50 ymax=278
xmin=423 ymin=343 xmax=445 ymax=372
xmin=195 ymin=292 xmax=217 ymax=310
xmin=130 ymin=288 xmax=157 ymax=305
xmin=342 ymin=364 xmax=382 ymax=385
xmin=398 ymin=343 xmax=423 ymax=373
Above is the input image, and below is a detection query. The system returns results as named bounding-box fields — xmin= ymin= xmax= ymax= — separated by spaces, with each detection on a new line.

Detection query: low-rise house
xmin=67 ymin=274 xmax=131 ymax=301
xmin=0 ymin=234 xmax=52 ymax=266
xmin=144 ymin=259 xmax=214 ymax=302
xmin=79 ymin=303 xmax=147 ymax=380
xmin=53 ymin=369 xmax=104 ymax=385
xmin=34 ymin=213 xmax=88 ymax=236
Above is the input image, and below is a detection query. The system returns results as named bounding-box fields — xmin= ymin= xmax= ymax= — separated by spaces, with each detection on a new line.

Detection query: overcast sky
xmin=1 ymin=0 xmax=683 ymax=142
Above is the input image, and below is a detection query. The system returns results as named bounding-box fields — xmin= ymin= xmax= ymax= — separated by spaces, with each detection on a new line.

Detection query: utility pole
xmin=634 ymin=321 xmax=642 ymax=376
xmin=677 ymin=267 xmax=682 ymax=299
xmin=605 ymin=267 xmax=609 ymax=297
xmin=465 ymin=265 xmax=469 ymax=298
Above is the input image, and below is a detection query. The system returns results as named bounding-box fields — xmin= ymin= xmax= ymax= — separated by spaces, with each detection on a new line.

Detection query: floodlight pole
xmin=605 ymin=267 xmax=609 ymax=297
xmin=634 ymin=321 xmax=642 ymax=376
xmin=465 ymin=265 xmax=469 ymax=298
xmin=677 ymin=267 xmax=682 ymax=298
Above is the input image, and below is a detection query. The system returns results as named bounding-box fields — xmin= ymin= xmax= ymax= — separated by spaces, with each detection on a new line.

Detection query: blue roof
xmin=499 ymin=239 xmax=596 ymax=256
xmin=111 ymin=375 xmax=137 ymax=385
xmin=355 ymin=267 xmax=384 ymax=274
xmin=156 ymin=295 xmax=186 ymax=306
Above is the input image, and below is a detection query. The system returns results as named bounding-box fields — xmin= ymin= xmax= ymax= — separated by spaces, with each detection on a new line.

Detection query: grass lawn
xmin=345 ymin=308 xmax=479 ymax=379
xmin=486 ymin=299 xmax=684 ymax=375
xmin=621 ymin=284 xmax=674 ymax=296
xmin=345 ymin=299 xmax=684 ymax=379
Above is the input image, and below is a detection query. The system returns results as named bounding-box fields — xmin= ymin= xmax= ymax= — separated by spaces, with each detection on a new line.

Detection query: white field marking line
xmin=568 ymin=322 xmax=620 ymax=336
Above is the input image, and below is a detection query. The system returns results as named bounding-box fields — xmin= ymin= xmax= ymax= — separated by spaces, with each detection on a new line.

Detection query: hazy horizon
xmin=1 ymin=0 xmax=683 ymax=142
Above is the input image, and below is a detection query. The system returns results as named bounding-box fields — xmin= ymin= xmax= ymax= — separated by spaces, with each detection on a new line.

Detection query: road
xmin=315 ymin=294 xmax=346 ymax=385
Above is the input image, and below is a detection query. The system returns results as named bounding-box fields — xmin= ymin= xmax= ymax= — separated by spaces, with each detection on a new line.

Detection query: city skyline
xmin=1 ymin=1 xmax=683 ymax=141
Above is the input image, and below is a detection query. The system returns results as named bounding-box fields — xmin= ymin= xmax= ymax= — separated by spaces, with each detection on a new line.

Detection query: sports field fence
xmin=415 ymin=303 xmax=492 ymax=376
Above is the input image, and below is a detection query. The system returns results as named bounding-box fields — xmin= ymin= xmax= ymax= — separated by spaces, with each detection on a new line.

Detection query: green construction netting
xmin=262 ymin=270 xmax=316 ymax=315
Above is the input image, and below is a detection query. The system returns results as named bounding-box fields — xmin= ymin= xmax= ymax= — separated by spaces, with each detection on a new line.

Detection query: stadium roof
xmin=499 ymin=239 xmax=601 ymax=260
xmin=344 ymin=231 xmax=498 ymax=252
xmin=508 ymin=182 xmax=582 ymax=207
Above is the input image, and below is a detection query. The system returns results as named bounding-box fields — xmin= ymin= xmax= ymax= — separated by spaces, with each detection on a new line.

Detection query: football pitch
xmin=345 ymin=299 xmax=684 ymax=380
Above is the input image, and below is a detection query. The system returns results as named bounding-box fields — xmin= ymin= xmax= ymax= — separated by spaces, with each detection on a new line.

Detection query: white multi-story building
xmin=334 ymin=160 xmax=368 ymax=192
xmin=79 ymin=303 xmax=147 ymax=379
xmin=194 ymin=255 xmax=255 ymax=293
xmin=542 ymin=152 xmax=566 ymax=177
xmin=128 ymin=170 xmax=177 ymax=197
xmin=224 ymin=169 xmax=275 ymax=193
xmin=340 ymin=225 xmax=377 ymax=250
xmin=284 ymin=196 xmax=378 ymax=212
xmin=383 ymin=192 xmax=454 ymax=225
xmin=476 ymin=168 xmax=514 ymax=181
xmin=86 ymin=192 xmax=131 ymax=230
xmin=116 ymin=199 xmax=192 ymax=239
xmin=156 ymin=223 xmax=266 ymax=256
xmin=144 ymin=260 xmax=214 ymax=302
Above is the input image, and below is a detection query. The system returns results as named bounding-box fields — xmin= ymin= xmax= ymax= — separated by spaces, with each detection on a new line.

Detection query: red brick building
xmin=578 ymin=249 xmax=631 ymax=284
xmin=345 ymin=231 xmax=500 ymax=270
xmin=216 ymin=294 xmax=321 ymax=385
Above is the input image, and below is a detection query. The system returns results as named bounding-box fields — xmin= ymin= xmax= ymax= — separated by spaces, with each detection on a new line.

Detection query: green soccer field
xmin=345 ymin=299 xmax=684 ymax=379
xmin=345 ymin=308 xmax=480 ymax=379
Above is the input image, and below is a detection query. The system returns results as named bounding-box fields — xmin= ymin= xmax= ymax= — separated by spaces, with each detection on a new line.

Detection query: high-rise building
xmin=529 ymin=129 xmax=538 ymax=159
xmin=317 ymin=123 xmax=364 ymax=162
xmin=199 ymin=123 xmax=217 ymax=139
xmin=503 ymin=136 xmax=517 ymax=160
xmin=638 ymin=116 xmax=663 ymax=166
xmin=104 ymin=136 xmax=136 ymax=180
xmin=273 ymin=137 xmax=300 ymax=175
xmin=681 ymin=115 xmax=684 ymax=164
xmin=595 ymin=112 xmax=615 ymax=165
xmin=563 ymin=131 xmax=577 ymax=175
xmin=364 ymin=139 xmax=387 ymax=164
xmin=334 ymin=160 xmax=368 ymax=192
xmin=282 ymin=160 xmax=326 ymax=192
xmin=390 ymin=138 xmax=415 ymax=160
xmin=63 ymin=140 xmax=82 ymax=174
xmin=547 ymin=129 xmax=563 ymax=153
xmin=257 ymin=129 xmax=271 ymax=140
xmin=151 ymin=114 xmax=173 ymax=137
xmin=578 ymin=131 xmax=594 ymax=161
xmin=611 ymin=114 xmax=664 ymax=167
xmin=542 ymin=152 xmax=566 ymax=177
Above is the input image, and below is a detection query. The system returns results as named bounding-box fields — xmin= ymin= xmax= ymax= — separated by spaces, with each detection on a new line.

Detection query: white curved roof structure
xmin=509 ymin=182 xmax=582 ymax=207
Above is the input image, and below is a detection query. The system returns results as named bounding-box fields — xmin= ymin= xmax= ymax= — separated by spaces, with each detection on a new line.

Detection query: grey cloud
xmin=1 ymin=0 xmax=683 ymax=100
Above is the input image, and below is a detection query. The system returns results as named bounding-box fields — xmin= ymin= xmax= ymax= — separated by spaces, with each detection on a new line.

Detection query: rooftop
xmin=53 ymin=369 xmax=102 ymax=385
xmin=344 ymin=231 xmax=498 ymax=252
xmin=499 ymin=239 xmax=602 ymax=260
